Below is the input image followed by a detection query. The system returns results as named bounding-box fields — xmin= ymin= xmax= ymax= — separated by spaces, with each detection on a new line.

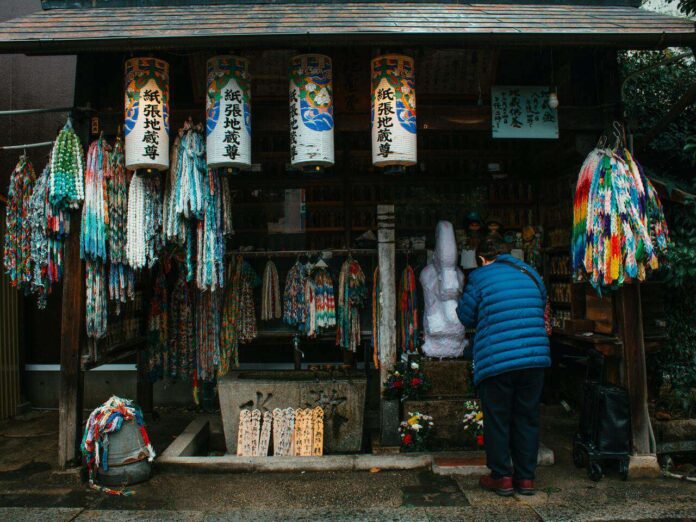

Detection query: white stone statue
xmin=420 ymin=220 xmax=468 ymax=358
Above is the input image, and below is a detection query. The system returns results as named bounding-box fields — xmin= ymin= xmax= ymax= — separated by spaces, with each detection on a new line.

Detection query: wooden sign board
xmin=491 ymin=86 xmax=559 ymax=139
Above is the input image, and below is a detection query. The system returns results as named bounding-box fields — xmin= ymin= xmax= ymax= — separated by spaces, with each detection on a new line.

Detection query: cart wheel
xmin=588 ymin=461 xmax=603 ymax=482
xmin=573 ymin=445 xmax=586 ymax=468
xmin=618 ymin=459 xmax=629 ymax=481
xmin=659 ymin=455 xmax=673 ymax=471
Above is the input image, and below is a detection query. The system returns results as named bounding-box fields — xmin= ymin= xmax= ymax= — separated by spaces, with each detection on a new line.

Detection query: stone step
xmin=432 ymin=445 xmax=555 ymax=475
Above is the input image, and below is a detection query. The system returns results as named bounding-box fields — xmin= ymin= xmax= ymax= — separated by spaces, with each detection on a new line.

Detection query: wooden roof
xmin=0 ymin=3 xmax=694 ymax=53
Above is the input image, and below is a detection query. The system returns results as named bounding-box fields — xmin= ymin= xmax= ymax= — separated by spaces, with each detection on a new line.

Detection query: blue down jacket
xmin=456 ymin=254 xmax=551 ymax=385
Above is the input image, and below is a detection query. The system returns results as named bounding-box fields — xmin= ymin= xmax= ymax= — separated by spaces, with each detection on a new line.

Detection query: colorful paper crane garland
xmin=572 ymin=143 xmax=669 ymax=293
xmin=261 ymin=259 xmax=282 ymax=321
xmin=3 ymin=155 xmax=36 ymax=289
xmin=50 ymin=118 xmax=84 ymax=210
xmin=304 ymin=264 xmax=336 ymax=338
xmin=399 ymin=264 xmax=419 ymax=355
xmin=336 ymin=258 xmax=367 ymax=352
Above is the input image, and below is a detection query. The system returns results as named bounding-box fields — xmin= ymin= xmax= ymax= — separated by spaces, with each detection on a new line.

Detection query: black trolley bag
xmin=573 ymin=349 xmax=631 ymax=481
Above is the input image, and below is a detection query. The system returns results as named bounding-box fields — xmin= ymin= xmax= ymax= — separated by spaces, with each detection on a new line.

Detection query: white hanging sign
xmin=491 ymin=86 xmax=559 ymax=139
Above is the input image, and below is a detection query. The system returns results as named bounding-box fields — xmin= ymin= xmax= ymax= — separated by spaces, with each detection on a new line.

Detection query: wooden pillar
xmin=58 ymin=213 xmax=85 ymax=469
xmin=377 ymin=205 xmax=399 ymax=445
xmin=58 ymin=54 xmax=92 ymax=470
xmin=617 ymin=282 xmax=652 ymax=456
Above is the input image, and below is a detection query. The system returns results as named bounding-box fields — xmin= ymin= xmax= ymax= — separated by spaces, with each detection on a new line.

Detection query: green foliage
xmin=674 ymin=0 xmax=696 ymax=16
xmin=619 ymin=49 xmax=696 ymax=171
xmin=655 ymin=200 xmax=696 ymax=418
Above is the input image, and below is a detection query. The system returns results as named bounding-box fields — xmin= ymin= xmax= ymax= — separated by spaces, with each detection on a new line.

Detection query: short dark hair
xmin=476 ymin=234 xmax=507 ymax=262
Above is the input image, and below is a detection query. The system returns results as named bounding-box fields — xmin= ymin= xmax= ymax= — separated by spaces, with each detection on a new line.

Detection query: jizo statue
xmin=420 ymin=220 xmax=469 ymax=358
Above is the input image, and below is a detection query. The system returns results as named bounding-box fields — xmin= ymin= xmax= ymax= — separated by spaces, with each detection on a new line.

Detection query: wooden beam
xmin=617 ymin=282 xmax=652 ymax=456
xmin=58 ymin=212 xmax=85 ymax=470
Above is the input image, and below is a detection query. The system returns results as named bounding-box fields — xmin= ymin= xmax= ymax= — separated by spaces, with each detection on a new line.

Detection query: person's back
xmin=456 ymin=235 xmax=550 ymax=497
xmin=457 ymin=253 xmax=550 ymax=386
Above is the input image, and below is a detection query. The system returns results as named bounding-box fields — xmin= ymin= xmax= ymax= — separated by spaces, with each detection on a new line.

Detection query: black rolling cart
xmin=572 ymin=349 xmax=631 ymax=481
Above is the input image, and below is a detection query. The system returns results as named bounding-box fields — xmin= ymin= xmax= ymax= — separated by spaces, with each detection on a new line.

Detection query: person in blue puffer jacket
xmin=457 ymin=234 xmax=550 ymax=497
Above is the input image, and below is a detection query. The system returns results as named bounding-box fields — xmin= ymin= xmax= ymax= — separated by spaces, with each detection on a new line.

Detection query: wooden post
xmin=617 ymin=282 xmax=651 ymax=456
xmin=58 ymin=213 xmax=85 ymax=469
xmin=377 ymin=205 xmax=399 ymax=445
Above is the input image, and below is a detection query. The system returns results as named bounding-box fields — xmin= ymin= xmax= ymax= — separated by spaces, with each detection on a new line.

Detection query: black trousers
xmin=478 ymin=368 xmax=545 ymax=480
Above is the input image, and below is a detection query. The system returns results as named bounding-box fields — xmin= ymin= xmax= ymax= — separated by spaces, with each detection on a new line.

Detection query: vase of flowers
xmin=382 ymin=358 xmax=431 ymax=401
xmin=399 ymin=411 xmax=434 ymax=452
xmin=462 ymin=400 xmax=484 ymax=448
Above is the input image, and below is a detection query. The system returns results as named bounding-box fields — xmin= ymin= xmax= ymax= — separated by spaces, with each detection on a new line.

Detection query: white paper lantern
xmin=124 ymin=57 xmax=170 ymax=171
xmin=206 ymin=56 xmax=252 ymax=170
xmin=371 ymin=54 xmax=417 ymax=167
xmin=289 ymin=54 xmax=334 ymax=168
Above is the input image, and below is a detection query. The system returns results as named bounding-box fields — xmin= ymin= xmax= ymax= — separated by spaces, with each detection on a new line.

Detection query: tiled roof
xmin=0 ymin=3 xmax=693 ymax=53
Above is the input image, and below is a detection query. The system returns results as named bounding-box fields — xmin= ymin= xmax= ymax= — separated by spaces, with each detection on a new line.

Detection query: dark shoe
xmin=514 ymin=479 xmax=535 ymax=496
xmin=479 ymin=474 xmax=514 ymax=497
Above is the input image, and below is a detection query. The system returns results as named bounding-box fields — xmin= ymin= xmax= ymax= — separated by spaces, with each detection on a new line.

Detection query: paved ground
xmin=1 ymin=408 xmax=695 ymax=521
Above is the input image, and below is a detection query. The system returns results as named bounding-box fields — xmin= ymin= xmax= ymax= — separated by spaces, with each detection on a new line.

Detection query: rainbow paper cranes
xmin=572 ymin=145 xmax=669 ymax=293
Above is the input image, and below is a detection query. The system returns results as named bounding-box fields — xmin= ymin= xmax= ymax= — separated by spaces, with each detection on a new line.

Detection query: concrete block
xmin=628 ymin=455 xmax=661 ymax=479
xmin=218 ymin=370 xmax=367 ymax=454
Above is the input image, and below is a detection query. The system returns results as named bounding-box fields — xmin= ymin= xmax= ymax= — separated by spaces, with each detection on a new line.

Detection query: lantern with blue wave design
xmin=206 ymin=55 xmax=252 ymax=171
xmin=371 ymin=54 xmax=416 ymax=169
xmin=124 ymin=57 xmax=169 ymax=171
xmin=289 ymin=54 xmax=334 ymax=169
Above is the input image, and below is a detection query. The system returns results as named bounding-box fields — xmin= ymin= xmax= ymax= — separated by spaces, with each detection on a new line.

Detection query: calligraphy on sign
xmin=124 ymin=57 xmax=170 ymax=171
xmin=371 ymin=54 xmax=417 ymax=167
xmin=491 ymin=86 xmax=559 ymax=139
xmin=206 ymin=56 xmax=252 ymax=170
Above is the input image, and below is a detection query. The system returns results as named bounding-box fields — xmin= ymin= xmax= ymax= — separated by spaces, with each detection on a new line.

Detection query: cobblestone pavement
xmin=1 ymin=410 xmax=695 ymax=521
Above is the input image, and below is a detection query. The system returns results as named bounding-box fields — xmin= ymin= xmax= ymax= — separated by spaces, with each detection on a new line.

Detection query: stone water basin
xmin=218 ymin=370 xmax=367 ymax=454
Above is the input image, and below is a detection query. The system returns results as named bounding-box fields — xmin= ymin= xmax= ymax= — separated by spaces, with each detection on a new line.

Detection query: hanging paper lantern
xmin=289 ymin=54 xmax=334 ymax=168
xmin=206 ymin=55 xmax=252 ymax=171
xmin=371 ymin=54 xmax=417 ymax=168
xmin=124 ymin=57 xmax=170 ymax=171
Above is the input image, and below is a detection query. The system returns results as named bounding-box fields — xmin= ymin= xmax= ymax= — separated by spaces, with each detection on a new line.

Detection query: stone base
xmin=628 ymin=455 xmax=661 ymax=479
xmin=403 ymin=398 xmax=479 ymax=449
xmin=421 ymin=359 xmax=473 ymax=398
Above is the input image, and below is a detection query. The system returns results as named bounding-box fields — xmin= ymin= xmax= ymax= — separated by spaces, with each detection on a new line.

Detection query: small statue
xmin=420 ymin=221 xmax=469 ymax=358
